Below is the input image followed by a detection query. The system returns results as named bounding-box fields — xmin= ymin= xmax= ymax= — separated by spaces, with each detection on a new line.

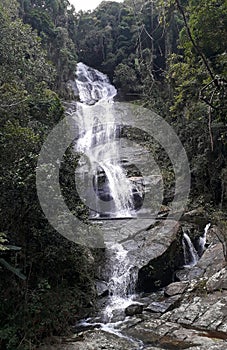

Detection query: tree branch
xmin=0 ymin=98 xmax=27 ymax=108
xmin=175 ymin=0 xmax=219 ymax=88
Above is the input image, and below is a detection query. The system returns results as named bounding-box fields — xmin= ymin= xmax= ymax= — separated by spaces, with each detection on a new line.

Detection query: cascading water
xmin=182 ymin=223 xmax=211 ymax=266
xmin=71 ymin=63 xmax=140 ymax=340
xmin=74 ymin=62 xmax=135 ymax=218
xmin=198 ymin=222 xmax=211 ymax=255
xmin=101 ymin=243 xmax=139 ymax=323
xmin=182 ymin=232 xmax=199 ymax=267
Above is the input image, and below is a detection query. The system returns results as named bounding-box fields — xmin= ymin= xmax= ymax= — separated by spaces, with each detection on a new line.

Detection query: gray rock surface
xmin=100 ymin=219 xmax=181 ymax=285
xmin=39 ymin=220 xmax=227 ymax=350
xmin=145 ymin=295 xmax=181 ymax=313
xmin=164 ymin=281 xmax=188 ymax=296
xmin=176 ymin=242 xmax=225 ymax=281
xmin=39 ymin=330 xmax=139 ymax=350
xmin=95 ymin=280 xmax=109 ymax=297
xmin=206 ymin=267 xmax=227 ymax=292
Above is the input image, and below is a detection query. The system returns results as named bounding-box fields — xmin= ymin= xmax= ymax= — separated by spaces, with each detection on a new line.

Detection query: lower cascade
xmin=101 ymin=243 xmax=138 ymax=324
xmin=182 ymin=232 xmax=199 ymax=267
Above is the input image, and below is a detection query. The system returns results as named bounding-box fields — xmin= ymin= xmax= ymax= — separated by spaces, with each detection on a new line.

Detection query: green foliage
xmin=0 ymin=0 xmax=226 ymax=348
xmin=0 ymin=233 xmax=8 ymax=251
xmin=75 ymin=0 xmax=171 ymax=95
xmin=113 ymin=63 xmax=138 ymax=93
xmin=0 ymin=1 xmax=96 ymax=349
xmin=19 ymin=0 xmax=78 ymax=94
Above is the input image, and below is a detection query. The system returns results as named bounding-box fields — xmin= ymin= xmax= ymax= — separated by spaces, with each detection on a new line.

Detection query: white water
xmin=182 ymin=232 xmax=199 ymax=267
xmin=75 ymin=62 xmax=117 ymax=105
xmin=70 ymin=63 xmax=139 ymax=329
xmin=74 ymin=62 xmax=135 ymax=218
xmin=101 ymin=243 xmax=138 ymax=323
xmin=69 ymin=63 xmax=142 ymax=346
xmin=199 ymin=222 xmax=211 ymax=254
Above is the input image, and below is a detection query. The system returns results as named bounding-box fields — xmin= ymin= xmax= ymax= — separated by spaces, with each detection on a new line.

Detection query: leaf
xmin=0 ymin=258 xmax=26 ymax=280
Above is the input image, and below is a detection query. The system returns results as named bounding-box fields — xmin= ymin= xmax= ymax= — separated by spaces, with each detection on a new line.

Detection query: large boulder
xmin=176 ymin=243 xmax=225 ymax=282
xmin=134 ymin=221 xmax=183 ymax=292
xmin=100 ymin=219 xmax=183 ymax=291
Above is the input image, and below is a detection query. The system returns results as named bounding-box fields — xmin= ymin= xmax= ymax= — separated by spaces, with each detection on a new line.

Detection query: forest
xmin=0 ymin=0 xmax=226 ymax=349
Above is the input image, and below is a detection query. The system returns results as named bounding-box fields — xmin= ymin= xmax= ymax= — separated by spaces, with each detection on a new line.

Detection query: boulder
xmin=125 ymin=304 xmax=143 ymax=316
xmin=145 ymin=295 xmax=181 ymax=313
xmin=176 ymin=243 xmax=225 ymax=282
xmin=100 ymin=219 xmax=182 ymax=292
xmin=164 ymin=281 xmax=188 ymax=296
xmin=96 ymin=281 xmax=109 ymax=297
xmin=206 ymin=267 xmax=227 ymax=292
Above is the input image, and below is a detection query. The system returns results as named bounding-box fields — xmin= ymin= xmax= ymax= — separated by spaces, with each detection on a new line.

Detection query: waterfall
xmin=102 ymin=243 xmax=138 ymax=323
xmin=73 ymin=62 xmax=135 ymax=218
xmin=182 ymin=232 xmax=199 ymax=267
xmin=71 ymin=63 xmax=139 ymax=327
xmin=75 ymin=62 xmax=117 ymax=104
xmin=198 ymin=223 xmax=211 ymax=255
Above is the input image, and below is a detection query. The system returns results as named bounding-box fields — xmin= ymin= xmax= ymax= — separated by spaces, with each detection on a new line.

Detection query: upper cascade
xmin=75 ymin=62 xmax=117 ymax=105
xmin=73 ymin=62 xmax=135 ymax=218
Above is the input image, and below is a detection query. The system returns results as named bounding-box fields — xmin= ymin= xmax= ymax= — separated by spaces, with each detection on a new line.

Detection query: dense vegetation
xmin=0 ymin=0 xmax=226 ymax=348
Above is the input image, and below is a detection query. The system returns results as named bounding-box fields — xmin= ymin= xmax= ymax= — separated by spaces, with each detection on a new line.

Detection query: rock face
xmin=99 ymin=218 xmax=183 ymax=291
xmin=41 ymin=221 xmax=227 ymax=350
xmin=122 ymin=235 xmax=227 ymax=349
xmin=164 ymin=281 xmax=188 ymax=296
xmin=124 ymin=316 xmax=227 ymax=350
xmin=125 ymin=219 xmax=183 ymax=292
xmin=39 ymin=330 xmax=139 ymax=350
xmin=206 ymin=267 xmax=227 ymax=292
xmin=176 ymin=242 xmax=225 ymax=282
xmin=145 ymin=294 xmax=181 ymax=313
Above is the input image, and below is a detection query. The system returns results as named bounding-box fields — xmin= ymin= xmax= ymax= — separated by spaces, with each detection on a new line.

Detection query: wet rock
xmin=119 ymin=315 xmax=144 ymax=331
xmin=135 ymin=221 xmax=183 ymax=292
xmin=101 ymin=219 xmax=182 ymax=292
xmin=39 ymin=330 xmax=139 ymax=350
xmin=164 ymin=281 xmax=188 ymax=296
xmin=162 ymin=290 xmax=227 ymax=332
xmin=125 ymin=304 xmax=143 ymax=316
xmin=96 ymin=280 xmax=109 ymax=297
xmin=136 ymin=290 xmax=165 ymax=307
xmin=176 ymin=243 xmax=225 ymax=282
xmin=206 ymin=267 xmax=227 ymax=292
xmin=124 ymin=316 xmax=227 ymax=350
xmin=145 ymin=295 xmax=181 ymax=313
